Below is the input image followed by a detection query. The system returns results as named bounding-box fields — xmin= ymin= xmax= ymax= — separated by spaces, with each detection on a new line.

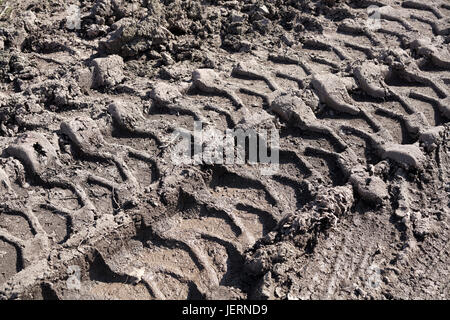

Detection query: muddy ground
xmin=0 ymin=0 xmax=449 ymax=300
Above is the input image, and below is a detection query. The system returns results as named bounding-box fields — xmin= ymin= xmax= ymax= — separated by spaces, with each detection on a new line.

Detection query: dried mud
xmin=0 ymin=0 xmax=449 ymax=300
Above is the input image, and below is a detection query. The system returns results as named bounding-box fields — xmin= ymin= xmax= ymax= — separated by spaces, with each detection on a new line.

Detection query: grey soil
xmin=0 ymin=0 xmax=449 ymax=300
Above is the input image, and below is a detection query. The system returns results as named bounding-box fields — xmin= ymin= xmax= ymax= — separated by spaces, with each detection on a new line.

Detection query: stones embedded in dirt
xmin=91 ymin=54 xmax=125 ymax=89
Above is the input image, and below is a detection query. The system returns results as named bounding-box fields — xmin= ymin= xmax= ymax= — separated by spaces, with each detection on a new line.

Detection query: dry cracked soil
xmin=0 ymin=0 xmax=449 ymax=300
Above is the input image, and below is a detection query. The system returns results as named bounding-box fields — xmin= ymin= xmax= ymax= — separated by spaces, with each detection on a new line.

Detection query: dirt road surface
xmin=0 ymin=0 xmax=449 ymax=300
